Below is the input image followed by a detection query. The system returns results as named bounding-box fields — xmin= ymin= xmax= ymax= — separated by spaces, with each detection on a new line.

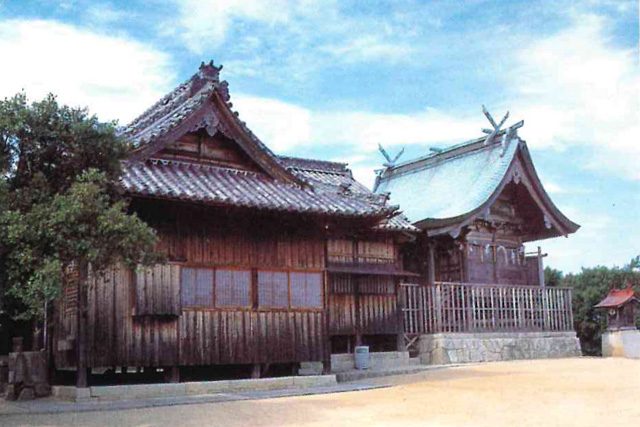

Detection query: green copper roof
xmin=374 ymin=137 xmax=520 ymax=225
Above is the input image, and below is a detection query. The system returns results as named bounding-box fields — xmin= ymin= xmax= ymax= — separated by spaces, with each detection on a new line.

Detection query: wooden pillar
xmin=461 ymin=242 xmax=470 ymax=283
xmin=537 ymin=246 xmax=545 ymax=288
xmin=395 ymin=279 xmax=405 ymax=352
xmin=322 ymin=237 xmax=332 ymax=372
xmin=354 ymin=276 xmax=362 ymax=347
xmin=165 ymin=366 xmax=180 ymax=383
xmin=426 ymin=241 xmax=436 ymax=287
xmin=76 ymin=259 xmax=89 ymax=388
xmin=251 ymin=363 xmax=261 ymax=379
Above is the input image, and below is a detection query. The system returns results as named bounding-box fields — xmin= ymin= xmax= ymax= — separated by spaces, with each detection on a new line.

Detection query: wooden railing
xmin=401 ymin=281 xmax=574 ymax=335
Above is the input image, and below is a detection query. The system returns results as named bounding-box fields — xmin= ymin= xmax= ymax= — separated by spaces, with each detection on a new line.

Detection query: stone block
xmin=418 ymin=331 xmax=582 ymax=365
xmin=299 ymin=361 xmax=323 ymax=376
xmin=226 ymin=377 xmax=294 ymax=392
xmin=90 ymin=383 xmax=187 ymax=400
xmin=292 ymin=375 xmax=337 ymax=388
xmin=602 ymin=329 xmax=640 ymax=358
xmin=184 ymin=380 xmax=231 ymax=395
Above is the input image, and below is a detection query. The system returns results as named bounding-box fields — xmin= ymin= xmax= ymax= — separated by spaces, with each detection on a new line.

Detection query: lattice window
xmin=215 ymin=269 xmax=251 ymax=308
xmin=257 ymin=270 xmax=289 ymax=308
xmin=290 ymin=272 xmax=323 ymax=309
xmin=181 ymin=267 xmax=214 ymax=308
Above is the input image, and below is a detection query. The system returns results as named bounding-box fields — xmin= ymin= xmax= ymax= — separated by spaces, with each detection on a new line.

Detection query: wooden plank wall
xmin=179 ymin=311 xmax=325 ymax=365
xmin=157 ymin=218 xmax=325 ymax=270
xmin=327 ymin=274 xmax=398 ymax=336
xmin=53 ymin=222 xmax=329 ymax=369
xmin=135 ymin=265 xmax=181 ymax=316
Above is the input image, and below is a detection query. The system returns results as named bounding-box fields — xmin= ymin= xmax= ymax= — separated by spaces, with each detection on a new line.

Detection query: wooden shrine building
xmin=374 ymin=116 xmax=582 ymax=358
xmin=53 ymin=62 xmax=418 ymax=381
xmin=52 ymin=63 xmax=583 ymax=383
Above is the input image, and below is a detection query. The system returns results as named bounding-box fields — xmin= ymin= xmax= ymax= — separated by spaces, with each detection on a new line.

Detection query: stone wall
xmin=601 ymin=328 xmax=640 ymax=358
xmin=419 ymin=331 xmax=581 ymax=365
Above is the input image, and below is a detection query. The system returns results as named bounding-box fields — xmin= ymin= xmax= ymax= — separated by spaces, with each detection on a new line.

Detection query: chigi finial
xmin=378 ymin=144 xmax=404 ymax=168
xmin=481 ymin=105 xmax=509 ymax=146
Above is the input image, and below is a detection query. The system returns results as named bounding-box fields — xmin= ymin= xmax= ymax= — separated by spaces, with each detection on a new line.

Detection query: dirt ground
xmin=3 ymin=357 xmax=639 ymax=427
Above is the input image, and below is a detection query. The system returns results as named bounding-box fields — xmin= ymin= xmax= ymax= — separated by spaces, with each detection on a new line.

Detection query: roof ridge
xmin=278 ymin=155 xmax=350 ymax=174
xmin=144 ymin=158 xmax=263 ymax=178
xmin=390 ymin=120 xmax=524 ymax=171
xmin=124 ymin=60 xmax=222 ymax=133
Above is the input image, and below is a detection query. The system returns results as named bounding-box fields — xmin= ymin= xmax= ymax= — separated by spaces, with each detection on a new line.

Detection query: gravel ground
xmin=2 ymin=357 xmax=639 ymax=427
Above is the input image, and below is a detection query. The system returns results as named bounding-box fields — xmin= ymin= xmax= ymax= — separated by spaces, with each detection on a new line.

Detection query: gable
xmin=123 ymin=61 xmax=303 ymax=185
xmin=153 ymin=129 xmax=261 ymax=172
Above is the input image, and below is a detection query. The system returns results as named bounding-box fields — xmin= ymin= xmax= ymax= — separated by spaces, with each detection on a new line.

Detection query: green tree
xmin=562 ymin=258 xmax=640 ymax=355
xmin=544 ymin=266 xmax=564 ymax=287
xmin=0 ymin=93 xmax=159 ymax=386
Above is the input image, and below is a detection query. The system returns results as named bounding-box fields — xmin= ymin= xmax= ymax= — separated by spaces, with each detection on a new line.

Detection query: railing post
xmin=542 ymin=288 xmax=549 ymax=331
xmin=434 ymin=283 xmax=443 ymax=333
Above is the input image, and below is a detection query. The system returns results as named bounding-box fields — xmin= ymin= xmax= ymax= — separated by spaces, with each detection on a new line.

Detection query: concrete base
xmin=602 ymin=328 xmax=640 ymax=358
xmin=419 ymin=331 xmax=582 ymax=365
xmin=330 ymin=351 xmax=418 ymax=373
xmin=51 ymin=375 xmax=337 ymax=402
xmin=298 ymin=361 xmax=324 ymax=376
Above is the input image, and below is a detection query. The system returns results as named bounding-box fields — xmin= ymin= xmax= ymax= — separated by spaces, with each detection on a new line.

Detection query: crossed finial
xmin=481 ymin=105 xmax=510 ymax=146
xmin=378 ymin=144 xmax=405 ymax=168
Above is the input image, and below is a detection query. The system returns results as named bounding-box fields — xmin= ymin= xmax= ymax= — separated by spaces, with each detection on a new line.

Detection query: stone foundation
xmin=419 ymin=331 xmax=581 ymax=365
xmin=601 ymin=328 xmax=640 ymax=358
xmin=330 ymin=351 xmax=416 ymax=373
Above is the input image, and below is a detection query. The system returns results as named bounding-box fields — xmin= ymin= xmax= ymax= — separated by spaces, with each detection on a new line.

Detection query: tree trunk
xmin=76 ymin=259 xmax=89 ymax=388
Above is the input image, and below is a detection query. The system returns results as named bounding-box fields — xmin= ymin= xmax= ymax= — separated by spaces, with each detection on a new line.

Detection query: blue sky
xmin=0 ymin=0 xmax=638 ymax=272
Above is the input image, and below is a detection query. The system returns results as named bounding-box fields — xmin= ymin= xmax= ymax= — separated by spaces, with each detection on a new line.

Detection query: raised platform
xmin=330 ymin=351 xmax=418 ymax=373
xmin=52 ymin=375 xmax=337 ymax=402
xmin=602 ymin=328 xmax=640 ymax=358
xmin=419 ymin=331 xmax=581 ymax=365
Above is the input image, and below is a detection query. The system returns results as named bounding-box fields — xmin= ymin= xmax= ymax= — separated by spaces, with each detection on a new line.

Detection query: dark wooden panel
xmin=136 ymin=264 xmax=181 ymax=315
xmin=178 ymin=310 xmax=325 ymax=365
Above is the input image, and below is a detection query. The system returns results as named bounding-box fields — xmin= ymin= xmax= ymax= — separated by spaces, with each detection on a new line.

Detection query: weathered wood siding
xmin=135 ymin=264 xmax=181 ymax=316
xmin=328 ymin=274 xmax=398 ymax=336
xmin=179 ymin=311 xmax=325 ymax=365
xmin=53 ymin=207 xmax=331 ymax=369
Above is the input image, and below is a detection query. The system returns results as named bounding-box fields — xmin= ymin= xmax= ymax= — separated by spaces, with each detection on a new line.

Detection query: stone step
xmin=335 ymin=365 xmax=436 ymax=382
xmin=331 ymin=351 xmax=414 ymax=373
xmin=298 ymin=362 xmax=323 ymax=376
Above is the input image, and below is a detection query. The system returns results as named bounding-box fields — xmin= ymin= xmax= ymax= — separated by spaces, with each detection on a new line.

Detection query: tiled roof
xmin=280 ymin=156 xmax=417 ymax=231
xmin=122 ymin=159 xmax=396 ymax=218
xmin=121 ymin=67 xmax=219 ymax=147
xmin=594 ymin=287 xmax=639 ymax=309
xmin=119 ymin=61 xmax=416 ymax=232
xmin=280 ymin=156 xmax=371 ymax=195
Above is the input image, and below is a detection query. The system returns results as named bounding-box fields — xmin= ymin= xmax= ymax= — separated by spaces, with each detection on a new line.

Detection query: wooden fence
xmin=401 ymin=281 xmax=574 ymax=335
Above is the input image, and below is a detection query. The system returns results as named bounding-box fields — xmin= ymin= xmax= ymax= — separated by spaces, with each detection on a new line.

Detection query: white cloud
xmin=232 ymin=95 xmax=312 ymax=153
xmin=321 ymin=35 xmax=416 ymax=64
xmin=171 ymin=0 xmax=293 ymax=53
xmin=509 ymin=14 xmax=640 ymax=179
xmin=0 ymin=19 xmax=174 ymax=123
xmin=230 ymin=93 xmax=483 ymax=154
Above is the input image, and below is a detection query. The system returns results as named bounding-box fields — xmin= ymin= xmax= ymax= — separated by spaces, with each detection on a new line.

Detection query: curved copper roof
xmin=374 ymin=126 xmax=580 ymax=239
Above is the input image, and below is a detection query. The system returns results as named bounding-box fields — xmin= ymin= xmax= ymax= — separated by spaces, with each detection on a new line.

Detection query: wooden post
xmin=251 ymin=363 xmax=261 ymax=379
xmin=76 ymin=259 xmax=89 ymax=388
xmin=426 ymin=242 xmax=436 ymax=287
xmin=537 ymin=246 xmax=545 ymax=288
xmin=165 ymin=366 xmax=180 ymax=383
xmin=354 ymin=277 xmax=362 ymax=347
xmin=396 ymin=280 xmax=405 ymax=352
